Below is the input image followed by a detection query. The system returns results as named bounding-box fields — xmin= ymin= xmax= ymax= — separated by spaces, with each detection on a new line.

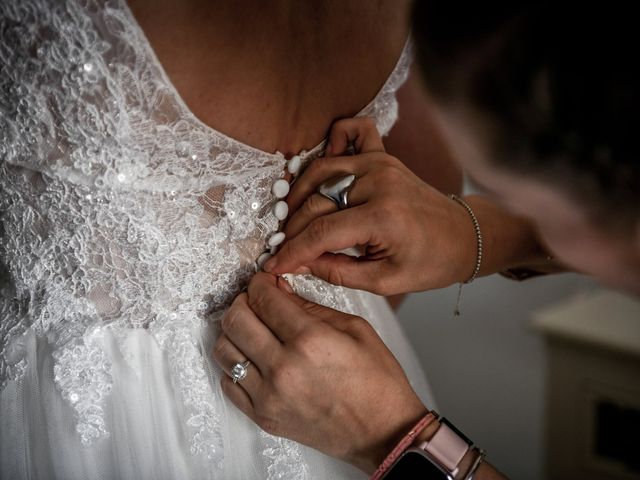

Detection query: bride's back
xmin=128 ymin=0 xmax=412 ymax=156
xmin=0 ymin=1 xmax=435 ymax=478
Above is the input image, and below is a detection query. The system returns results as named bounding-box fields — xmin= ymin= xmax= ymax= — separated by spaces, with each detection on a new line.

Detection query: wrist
xmin=463 ymin=195 xmax=551 ymax=276
xmin=410 ymin=416 xmax=440 ymax=445
xmin=372 ymin=412 xmax=488 ymax=480
xmin=356 ymin=404 xmax=431 ymax=474
xmin=410 ymin=418 xmax=477 ymax=480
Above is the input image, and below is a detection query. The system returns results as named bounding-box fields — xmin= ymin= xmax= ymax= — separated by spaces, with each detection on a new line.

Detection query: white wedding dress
xmin=0 ymin=1 xmax=435 ymax=478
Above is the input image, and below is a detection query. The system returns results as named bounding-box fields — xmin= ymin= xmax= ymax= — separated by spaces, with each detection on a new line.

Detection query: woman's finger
xmin=283 ymin=172 xmax=373 ymax=239
xmin=287 ymin=153 xmax=377 ymax=214
xmin=283 ymin=193 xmax=337 ymax=239
xmin=213 ymin=333 xmax=263 ymax=396
xmin=296 ymin=252 xmax=392 ymax=295
xmin=326 ymin=117 xmax=386 ymax=157
xmin=246 ymin=273 xmax=315 ymax=343
xmin=221 ymin=294 xmax=282 ymax=366
xmin=220 ymin=374 xmax=255 ymax=420
xmin=264 ymin=206 xmax=374 ymax=275
xmin=285 ymin=117 xmax=384 ymax=213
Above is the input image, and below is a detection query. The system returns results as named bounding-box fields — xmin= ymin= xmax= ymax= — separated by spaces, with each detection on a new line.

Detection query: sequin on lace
xmin=0 ymin=0 xmax=412 ymax=474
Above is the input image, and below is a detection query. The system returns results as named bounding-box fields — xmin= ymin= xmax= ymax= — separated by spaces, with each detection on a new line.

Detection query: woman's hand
xmin=263 ymin=118 xmax=480 ymax=295
xmin=212 ymin=272 xmax=429 ymax=474
xmin=264 ymin=118 xmax=552 ymax=295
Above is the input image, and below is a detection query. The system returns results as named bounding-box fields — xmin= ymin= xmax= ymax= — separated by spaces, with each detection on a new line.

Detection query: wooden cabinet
xmin=533 ymin=290 xmax=640 ymax=479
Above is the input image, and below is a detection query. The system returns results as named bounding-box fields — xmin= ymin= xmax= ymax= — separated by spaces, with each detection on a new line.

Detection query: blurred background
xmin=398 ymin=272 xmax=639 ymax=479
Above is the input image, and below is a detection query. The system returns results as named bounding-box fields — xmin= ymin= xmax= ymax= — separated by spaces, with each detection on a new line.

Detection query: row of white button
xmin=256 ymin=154 xmax=303 ymax=270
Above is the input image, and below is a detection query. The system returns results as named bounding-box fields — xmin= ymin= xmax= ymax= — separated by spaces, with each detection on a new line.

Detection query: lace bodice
xmin=0 ymin=0 xmax=412 ymax=475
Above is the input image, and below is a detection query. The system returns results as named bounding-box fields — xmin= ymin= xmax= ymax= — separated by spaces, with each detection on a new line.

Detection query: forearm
xmin=474 ymin=462 xmax=509 ymax=480
xmin=462 ymin=194 xmax=565 ymax=279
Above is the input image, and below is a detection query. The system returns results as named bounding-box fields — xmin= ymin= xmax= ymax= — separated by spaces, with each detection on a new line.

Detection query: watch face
xmin=382 ymin=450 xmax=448 ymax=479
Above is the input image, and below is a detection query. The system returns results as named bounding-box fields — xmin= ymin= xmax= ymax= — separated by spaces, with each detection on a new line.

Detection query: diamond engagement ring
xmin=317 ymin=174 xmax=356 ymax=209
xmin=231 ymin=360 xmax=251 ymax=383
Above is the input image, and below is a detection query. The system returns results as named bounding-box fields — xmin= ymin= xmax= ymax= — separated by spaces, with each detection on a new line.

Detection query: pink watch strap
xmin=420 ymin=421 xmax=469 ymax=475
xmin=370 ymin=412 xmax=436 ymax=480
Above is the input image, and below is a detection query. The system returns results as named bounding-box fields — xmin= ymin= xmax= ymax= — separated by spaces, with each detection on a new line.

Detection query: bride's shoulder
xmin=0 ymin=0 xmax=153 ymax=184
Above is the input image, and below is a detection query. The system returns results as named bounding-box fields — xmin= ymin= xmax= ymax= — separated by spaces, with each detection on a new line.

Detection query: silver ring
xmin=317 ymin=174 xmax=356 ymax=209
xmin=231 ymin=360 xmax=251 ymax=384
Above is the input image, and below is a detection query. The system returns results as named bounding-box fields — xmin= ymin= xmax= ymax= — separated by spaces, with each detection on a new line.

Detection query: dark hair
xmin=412 ymin=3 xmax=639 ymax=229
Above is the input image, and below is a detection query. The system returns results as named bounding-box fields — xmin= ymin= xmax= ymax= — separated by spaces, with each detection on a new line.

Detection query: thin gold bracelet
xmin=450 ymin=194 xmax=483 ymax=316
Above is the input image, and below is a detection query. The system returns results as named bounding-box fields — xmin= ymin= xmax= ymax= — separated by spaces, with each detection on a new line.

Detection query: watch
xmin=381 ymin=412 xmax=485 ymax=480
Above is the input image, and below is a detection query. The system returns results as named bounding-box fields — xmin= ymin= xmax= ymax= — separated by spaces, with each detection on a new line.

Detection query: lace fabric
xmin=0 ymin=1 xmax=430 ymax=478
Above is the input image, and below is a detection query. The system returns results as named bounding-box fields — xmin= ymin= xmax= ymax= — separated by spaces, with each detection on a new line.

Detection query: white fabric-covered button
xmin=273 ymin=201 xmax=289 ymax=220
xmin=268 ymin=232 xmax=285 ymax=247
xmin=257 ymin=252 xmax=272 ymax=269
xmin=271 ymin=179 xmax=290 ymax=198
xmin=287 ymin=155 xmax=301 ymax=175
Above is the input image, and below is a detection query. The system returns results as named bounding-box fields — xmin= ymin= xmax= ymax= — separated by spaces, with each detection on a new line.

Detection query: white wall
xmin=397 ymin=272 xmax=598 ymax=479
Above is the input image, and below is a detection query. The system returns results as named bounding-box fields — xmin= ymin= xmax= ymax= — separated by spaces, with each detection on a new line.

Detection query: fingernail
xmin=277 ymin=276 xmax=294 ymax=294
xmin=263 ymin=257 xmax=277 ymax=273
xmin=293 ymin=266 xmax=311 ymax=275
